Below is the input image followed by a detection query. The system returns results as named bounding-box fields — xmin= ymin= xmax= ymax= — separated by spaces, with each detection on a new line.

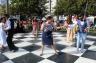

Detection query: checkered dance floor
xmin=0 ymin=32 xmax=96 ymax=63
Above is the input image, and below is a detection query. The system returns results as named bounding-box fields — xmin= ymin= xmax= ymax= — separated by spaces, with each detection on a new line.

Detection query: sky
xmin=0 ymin=0 xmax=1 ymax=4
xmin=0 ymin=0 xmax=11 ymax=5
xmin=0 ymin=0 xmax=7 ymax=5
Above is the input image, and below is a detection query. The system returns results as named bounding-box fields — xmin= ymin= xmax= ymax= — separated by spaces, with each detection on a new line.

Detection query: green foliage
xmin=0 ymin=5 xmax=6 ymax=15
xmin=10 ymin=0 xmax=48 ymax=17
xmin=55 ymin=0 xmax=96 ymax=15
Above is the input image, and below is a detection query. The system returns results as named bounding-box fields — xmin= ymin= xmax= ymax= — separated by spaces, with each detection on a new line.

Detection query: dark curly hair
xmin=46 ymin=16 xmax=53 ymax=20
xmin=4 ymin=14 xmax=9 ymax=18
xmin=0 ymin=17 xmax=6 ymax=23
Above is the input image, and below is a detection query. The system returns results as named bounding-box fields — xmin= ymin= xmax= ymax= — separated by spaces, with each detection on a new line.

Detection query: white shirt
xmin=86 ymin=16 xmax=94 ymax=27
xmin=68 ymin=24 xmax=74 ymax=30
xmin=72 ymin=19 xmax=78 ymax=28
xmin=81 ymin=21 xmax=84 ymax=25
xmin=72 ymin=19 xmax=77 ymax=24
xmin=5 ymin=19 xmax=11 ymax=30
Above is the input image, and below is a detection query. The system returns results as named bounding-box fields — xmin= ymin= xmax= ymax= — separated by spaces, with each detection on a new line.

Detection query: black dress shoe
xmin=0 ymin=48 xmax=6 ymax=53
xmin=10 ymin=48 xmax=19 ymax=52
xmin=40 ymin=54 xmax=43 ymax=56
xmin=11 ymin=49 xmax=18 ymax=52
xmin=0 ymin=49 xmax=2 ymax=53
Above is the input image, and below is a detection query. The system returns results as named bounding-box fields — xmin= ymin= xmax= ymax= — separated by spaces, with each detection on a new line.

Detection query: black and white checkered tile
xmin=0 ymin=32 xmax=96 ymax=63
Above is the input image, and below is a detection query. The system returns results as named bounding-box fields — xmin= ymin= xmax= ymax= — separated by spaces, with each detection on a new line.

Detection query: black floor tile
xmin=0 ymin=53 xmax=9 ymax=63
xmin=12 ymin=53 xmax=44 ymax=63
xmin=48 ymin=52 xmax=79 ymax=63
xmin=55 ymin=44 xmax=66 ymax=50
xmin=15 ymin=37 xmax=27 ymax=39
xmin=28 ymin=40 xmax=42 ymax=43
xmin=13 ymin=40 xmax=23 ymax=44
xmin=21 ymin=34 xmax=29 ymax=36
xmin=82 ymin=50 xmax=96 ymax=60
xmin=93 ymin=41 xmax=96 ymax=45
xmin=87 ymin=38 xmax=96 ymax=41
xmin=22 ymin=45 xmax=41 ymax=52
xmin=54 ymin=39 xmax=62 ymax=42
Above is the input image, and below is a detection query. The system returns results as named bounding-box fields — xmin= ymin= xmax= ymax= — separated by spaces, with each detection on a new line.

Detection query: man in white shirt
xmin=4 ymin=14 xmax=18 ymax=52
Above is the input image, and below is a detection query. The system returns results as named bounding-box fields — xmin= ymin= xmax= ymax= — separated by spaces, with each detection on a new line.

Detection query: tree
xmin=55 ymin=0 xmax=96 ymax=15
xmin=10 ymin=0 xmax=48 ymax=17
xmin=0 ymin=5 xmax=6 ymax=15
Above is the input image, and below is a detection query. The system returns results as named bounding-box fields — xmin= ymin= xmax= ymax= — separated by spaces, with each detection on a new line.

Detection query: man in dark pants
xmin=4 ymin=14 xmax=18 ymax=52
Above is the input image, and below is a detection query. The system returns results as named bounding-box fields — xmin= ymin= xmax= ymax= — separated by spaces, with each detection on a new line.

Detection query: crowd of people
xmin=39 ymin=15 xmax=88 ymax=55
xmin=64 ymin=15 xmax=88 ymax=53
xmin=0 ymin=14 xmax=93 ymax=56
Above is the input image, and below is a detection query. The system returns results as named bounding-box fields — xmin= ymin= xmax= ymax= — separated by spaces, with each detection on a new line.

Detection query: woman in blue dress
xmin=40 ymin=16 xmax=60 ymax=56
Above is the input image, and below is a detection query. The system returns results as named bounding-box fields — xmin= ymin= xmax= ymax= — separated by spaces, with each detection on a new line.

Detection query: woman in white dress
xmin=0 ymin=17 xmax=7 ymax=51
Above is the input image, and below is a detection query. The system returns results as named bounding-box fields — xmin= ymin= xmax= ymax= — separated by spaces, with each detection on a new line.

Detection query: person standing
xmin=39 ymin=19 xmax=43 ymax=29
xmin=76 ymin=16 xmax=88 ymax=53
xmin=32 ymin=17 xmax=38 ymax=37
xmin=64 ymin=15 xmax=74 ymax=42
xmin=72 ymin=15 xmax=78 ymax=39
xmin=4 ymin=14 xmax=18 ymax=52
xmin=0 ymin=17 xmax=7 ymax=51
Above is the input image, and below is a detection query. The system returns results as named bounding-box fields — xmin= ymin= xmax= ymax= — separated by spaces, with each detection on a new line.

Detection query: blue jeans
xmin=76 ymin=32 xmax=87 ymax=51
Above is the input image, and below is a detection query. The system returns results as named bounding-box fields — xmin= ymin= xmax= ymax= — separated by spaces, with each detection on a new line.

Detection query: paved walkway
xmin=0 ymin=32 xmax=96 ymax=63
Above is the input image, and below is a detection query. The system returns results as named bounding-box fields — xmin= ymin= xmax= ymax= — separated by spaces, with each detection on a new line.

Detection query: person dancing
xmin=32 ymin=17 xmax=38 ymax=37
xmin=0 ymin=17 xmax=7 ymax=52
xmin=76 ymin=16 xmax=88 ymax=53
xmin=40 ymin=16 xmax=61 ymax=56
xmin=64 ymin=15 xmax=74 ymax=42
xmin=4 ymin=14 xmax=18 ymax=52
xmin=72 ymin=15 xmax=78 ymax=39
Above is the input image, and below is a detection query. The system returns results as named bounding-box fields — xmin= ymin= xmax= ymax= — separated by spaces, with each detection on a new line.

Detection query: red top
xmin=32 ymin=19 xmax=38 ymax=25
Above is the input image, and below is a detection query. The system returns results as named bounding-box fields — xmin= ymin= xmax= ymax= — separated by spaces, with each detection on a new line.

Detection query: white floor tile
xmin=35 ymin=42 xmax=42 ymax=46
xmin=61 ymin=47 xmax=86 ymax=56
xmin=14 ymin=34 xmax=23 ymax=38
xmin=38 ymin=59 xmax=56 ymax=63
xmin=15 ymin=42 xmax=32 ymax=47
xmin=2 ymin=60 xmax=14 ymax=63
xmin=85 ymin=40 xmax=94 ymax=45
xmin=57 ymin=41 xmax=74 ymax=46
xmin=12 ymin=38 xmax=18 ymax=41
xmin=3 ymin=48 xmax=29 ymax=59
xmin=20 ymin=38 xmax=33 ymax=41
xmin=24 ymin=35 xmax=35 ymax=37
xmin=53 ymin=32 xmax=62 ymax=35
xmin=74 ymin=57 xmax=96 ymax=63
xmin=53 ymin=34 xmax=64 ymax=37
xmin=31 ymin=48 xmax=56 ymax=58
xmin=87 ymin=35 xmax=96 ymax=39
xmin=88 ymin=45 xmax=96 ymax=51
